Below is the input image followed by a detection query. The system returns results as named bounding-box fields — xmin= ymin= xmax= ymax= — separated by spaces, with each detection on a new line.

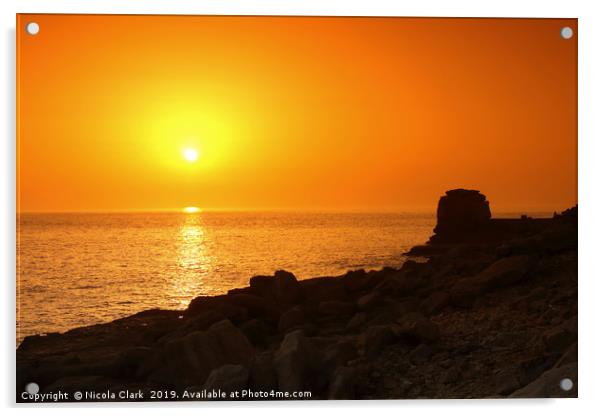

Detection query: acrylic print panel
xmin=16 ymin=14 xmax=577 ymax=402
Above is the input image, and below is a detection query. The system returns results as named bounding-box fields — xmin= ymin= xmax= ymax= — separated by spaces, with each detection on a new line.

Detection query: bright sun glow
xmin=183 ymin=206 xmax=200 ymax=213
xmin=182 ymin=148 xmax=199 ymax=162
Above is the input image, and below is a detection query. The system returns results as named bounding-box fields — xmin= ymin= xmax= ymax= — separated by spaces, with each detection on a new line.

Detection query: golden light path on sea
xmin=168 ymin=212 xmax=213 ymax=307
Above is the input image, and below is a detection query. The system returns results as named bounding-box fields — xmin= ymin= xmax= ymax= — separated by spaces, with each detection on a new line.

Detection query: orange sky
xmin=17 ymin=15 xmax=577 ymax=213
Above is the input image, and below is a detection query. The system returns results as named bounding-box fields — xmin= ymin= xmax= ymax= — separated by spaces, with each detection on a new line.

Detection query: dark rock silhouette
xmin=433 ymin=189 xmax=491 ymax=240
xmin=16 ymin=191 xmax=577 ymax=401
xmin=407 ymin=189 xmax=568 ymax=253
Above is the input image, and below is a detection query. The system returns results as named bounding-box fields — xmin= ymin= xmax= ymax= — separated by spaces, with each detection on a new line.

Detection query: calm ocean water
xmin=17 ymin=212 xmax=435 ymax=341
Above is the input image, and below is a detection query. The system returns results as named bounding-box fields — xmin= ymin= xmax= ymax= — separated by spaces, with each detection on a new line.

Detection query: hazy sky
xmin=17 ymin=15 xmax=577 ymax=213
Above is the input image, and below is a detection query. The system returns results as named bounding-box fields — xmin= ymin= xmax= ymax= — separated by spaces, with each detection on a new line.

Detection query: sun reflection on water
xmin=168 ymin=213 xmax=213 ymax=308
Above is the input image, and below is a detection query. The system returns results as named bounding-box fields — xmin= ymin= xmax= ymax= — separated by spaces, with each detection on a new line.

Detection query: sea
xmin=16 ymin=211 xmax=438 ymax=342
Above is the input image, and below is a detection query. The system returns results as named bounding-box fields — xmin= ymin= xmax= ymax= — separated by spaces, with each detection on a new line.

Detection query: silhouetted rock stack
xmin=430 ymin=189 xmax=491 ymax=244
xmin=436 ymin=189 xmax=491 ymax=233
xmin=16 ymin=193 xmax=578 ymax=401
xmin=408 ymin=189 xmax=560 ymax=251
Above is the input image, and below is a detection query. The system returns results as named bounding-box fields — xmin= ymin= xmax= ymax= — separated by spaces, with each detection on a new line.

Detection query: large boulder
xmin=477 ymin=255 xmax=534 ymax=289
xmin=374 ymin=274 xmax=419 ymax=297
xmin=274 ymin=270 xmax=305 ymax=305
xmin=225 ymin=293 xmax=281 ymax=321
xmin=185 ymin=296 xmax=247 ymax=321
xmin=342 ymin=269 xmax=385 ymax=292
xmin=274 ymin=330 xmax=322 ymax=392
xmin=160 ymin=319 xmax=254 ymax=388
xmin=298 ymin=276 xmax=349 ymax=303
xmin=449 ymin=255 xmax=534 ymax=306
xmin=249 ymin=270 xmax=304 ymax=307
xmin=209 ymin=319 xmax=256 ymax=363
xmin=186 ymin=292 xmax=281 ymax=322
xmin=278 ymin=306 xmax=307 ymax=333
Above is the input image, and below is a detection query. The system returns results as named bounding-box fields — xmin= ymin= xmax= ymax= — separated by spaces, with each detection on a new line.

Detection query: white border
xmin=2 ymin=0 xmax=601 ymax=414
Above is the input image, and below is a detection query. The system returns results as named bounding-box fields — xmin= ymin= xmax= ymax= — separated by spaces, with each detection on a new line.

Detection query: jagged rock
xmin=450 ymin=255 xmax=534 ymax=307
xmin=186 ymin=296 xmax=222 ymax=316
xmin=328 ymin=366 xmax=356 ymax=399
xmin=400 ymin=260 xmax=435 ymax=279
xmin=156 ymin=314 xmax=211 ymax=345
xmin=161 ymin=319 xmax=254 ymax=388
xmin=278 ymin=306 xmax=306 ymax=333
xmin=227 ymin=286 xmax=253 ymax=296
xmin=180 ymin=309 xmax=236 ymax=334
xmin=374 ymin=274 xmax=422 ymax=297
xmin=274 ymin=330 xmax=322 ymax=392
xmin=406 ymin=244 xmax=451 ymax=256
xmin=299 ymin=277 xmax=348 ymax=303
xmin=342 ymin=269 xmax=368 ymax=292
xmin=249 ymin=275 xmax=276 ymax=298
xmin=226 ymin=293 xmax=281 ymax=321
xmin=203 ymin=364 xmax=249 ymax=393
xmin=249 ymin=270 xmax=304 ymax=307
xmin=185 ymin=296 xmax=247 ymax=322
xmin=342 ymin=267 xmax=386 ymax=293
xmin=478 ymin=255 xmax=534 ymax=289
xmin=274 ymin=270 xmax=305 ymax=305
xmin=210 ymin=319 xmax=256 ymax=362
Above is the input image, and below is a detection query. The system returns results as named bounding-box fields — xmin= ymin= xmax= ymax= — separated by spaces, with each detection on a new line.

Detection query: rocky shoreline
xmin=16 ymin=190 xmax=578 ymax=401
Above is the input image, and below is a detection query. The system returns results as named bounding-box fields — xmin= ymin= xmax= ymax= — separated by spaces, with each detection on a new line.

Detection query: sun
xmin=183 ymin=206 xmax=200 ymax=213
xmin=182 ymin=148 xmax=199 ymax=162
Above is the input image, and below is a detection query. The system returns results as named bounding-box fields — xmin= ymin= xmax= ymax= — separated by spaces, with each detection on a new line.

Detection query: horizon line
xmin=15 ymin=207 xmax=561 ymax=216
